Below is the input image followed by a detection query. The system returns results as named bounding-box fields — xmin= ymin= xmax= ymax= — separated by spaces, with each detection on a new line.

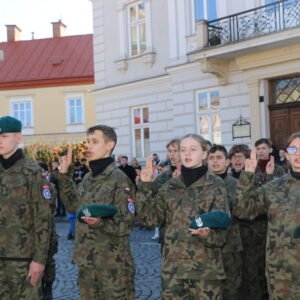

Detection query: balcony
xmin=207 ymin=0 xmax=300 ymax=47
xmin=187 ymin=0 xmax=300 ymax=66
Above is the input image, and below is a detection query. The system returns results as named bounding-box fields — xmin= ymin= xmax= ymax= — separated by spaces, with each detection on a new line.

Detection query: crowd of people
xmin=0 ymin=115 xmax=299 ymax=300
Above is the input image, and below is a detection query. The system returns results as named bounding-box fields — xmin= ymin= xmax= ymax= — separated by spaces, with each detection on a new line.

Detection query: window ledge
xmin=115 ymin=51 xmax=156 ymax=72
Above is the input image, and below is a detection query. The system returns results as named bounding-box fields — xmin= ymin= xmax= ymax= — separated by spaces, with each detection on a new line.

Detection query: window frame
xmin=9 ymin=96 xmax=33 ymax=128
xmin=127 ymin=1 xmax=147 ymax=57
xmin=194 ymin=0 xmax=217 ymax=22
xmin=195 ymin=89 xmax=222 ymax=144
xmin=131 ymin=106 xmax=150 ymax=159
xmin=65 ymin=93 xmax=85 ymax=125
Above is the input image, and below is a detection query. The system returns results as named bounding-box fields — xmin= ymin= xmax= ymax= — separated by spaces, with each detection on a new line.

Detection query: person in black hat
xmin=0 ymin=116 xmax=53 ymax=299
xmin=57 ymin=125 xmax=136 ymax=299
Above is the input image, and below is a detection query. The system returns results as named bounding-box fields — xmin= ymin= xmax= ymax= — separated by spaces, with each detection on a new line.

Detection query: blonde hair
xmin=180 ymin=134 xmax=208 ymax=151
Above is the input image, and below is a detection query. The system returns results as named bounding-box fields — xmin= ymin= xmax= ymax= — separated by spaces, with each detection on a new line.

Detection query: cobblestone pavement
xmin=52 ymin=219 xmax=161 ymax=300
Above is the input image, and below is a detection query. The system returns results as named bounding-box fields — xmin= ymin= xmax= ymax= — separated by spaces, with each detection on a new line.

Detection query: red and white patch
xmin=42 ymin=184 xmax=51 ymax=200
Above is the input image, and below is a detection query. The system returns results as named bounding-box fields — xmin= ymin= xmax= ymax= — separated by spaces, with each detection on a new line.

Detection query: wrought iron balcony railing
xmin=207 ymin=0 xmax=300 ymax=47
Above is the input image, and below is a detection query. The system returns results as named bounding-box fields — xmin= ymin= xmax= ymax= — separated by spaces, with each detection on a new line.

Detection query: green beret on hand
xmin=0 ymin=116 xmax=22 ymax=134
xmin=189 ymin=211 xmax=231 ymax=230
xmin=77 ymin=204 xmax=117 ymax=222
xmin=294 ymin=225 xmax=300 ymax=239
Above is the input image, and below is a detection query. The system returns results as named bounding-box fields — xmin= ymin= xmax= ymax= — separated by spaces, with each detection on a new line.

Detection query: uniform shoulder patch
xmin=42 ymin=184 xmax=51 ymax=200
xmin=127 ymin=198 xmax=135 ymax=215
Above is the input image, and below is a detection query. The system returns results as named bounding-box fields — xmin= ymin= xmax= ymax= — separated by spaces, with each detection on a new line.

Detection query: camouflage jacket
xmin=222 ymin=175 xmax=243 ymax=253
xmin=151 ymin=168 xmax=173 ymax=195
xmin=136 ymin=170 xmax=229 ymax=280
xmin=58 ymin=162 xmax=136 ymax=268
xmin=0 ymin=157 xmax=53 ymax=265
xmin=234 ymin=171 xmax=300 ymax=282
xmin=253 ymin=163 xmax=285 ymax=189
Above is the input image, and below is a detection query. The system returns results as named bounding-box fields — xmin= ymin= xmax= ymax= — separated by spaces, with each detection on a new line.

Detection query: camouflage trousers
xmin=43 ymin=229 xmax=58 ymax=283
xmin=268 ymin=278 xmax=300 ymax=300
xmin=222 ymin=251 xmax=242 ymax=300
xmin=0 ymin=260 xmax=41 ymax=300
xmin=78 ymin=265 xmax=135 ymax=300
xmin=239 ymin=219 xmax=268 ymax=300
xmin=162 ymin=271 xmax=223 ymax=300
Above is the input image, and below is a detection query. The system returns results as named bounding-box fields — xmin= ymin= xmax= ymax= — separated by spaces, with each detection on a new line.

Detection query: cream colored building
xmin=91 ymin=0 xmax=300 ymax=160
xmin=0 ymin=22 xmax=95 ymax=146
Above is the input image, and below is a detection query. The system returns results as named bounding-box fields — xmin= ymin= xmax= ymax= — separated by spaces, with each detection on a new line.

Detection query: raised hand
xmin=245 ymin=148 xmax=257 ymax=173
xmin=266 ymin=155 xmax=275 ymax=175
xmin=59 ymin=145 xmax=73 ymax=174
xmin=172 ymin=162 xmax=181 ymax=177
xmin=140 ymin=155 xmax=154 ymax=182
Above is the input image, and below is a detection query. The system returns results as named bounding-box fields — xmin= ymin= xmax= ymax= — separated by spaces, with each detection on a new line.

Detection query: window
xmin=10 ymin=97 xmax=33 ymax=128
xmin=270 ymin=76 xmax=300 ymax=105
xmin=196 ymin=90 xmax=221 ymax=144
xmin=194 ymin=0 xmax=217 ymax=21
xmin=66 ymin=94 xmax=84 ymax=125
xmin=128 ymin=1 xmax=147 ymax=56
xmin=132 ymin=107 xmax=150 ymax=158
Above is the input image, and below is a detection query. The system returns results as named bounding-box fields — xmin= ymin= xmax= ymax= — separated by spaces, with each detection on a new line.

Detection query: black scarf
xmin=216 ymin=172 xmax=227 ymax=180
xmin=181 ymin=165 xmax=208 ymax=187
xmin=89 ymin=157 xmax=114 ymax=177
xmin=0 ymin=148 xmax=24 ymax=169
xmin=231 ymin=168 xmax=241 ymax=179
xmin=290 ymin=169 xmax=300 ymax=180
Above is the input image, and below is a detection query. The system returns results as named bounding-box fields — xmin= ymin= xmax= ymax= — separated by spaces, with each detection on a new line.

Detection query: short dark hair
xmin=87 ymin=125 xmax=117 ymax=153
xmin=255 ymin=138 xmax=271 ymax=148
xmin=121 ymin=155 xmax=128 ymax=160
xmin=208 ymin=144 xmax=228 ymax=159
xmin=228 ymin=144 xmax=250 ymax=159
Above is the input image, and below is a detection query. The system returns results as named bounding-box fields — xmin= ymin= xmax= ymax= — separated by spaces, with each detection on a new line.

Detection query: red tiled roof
xmin=0 ymin=34 xmax=94 ymax=90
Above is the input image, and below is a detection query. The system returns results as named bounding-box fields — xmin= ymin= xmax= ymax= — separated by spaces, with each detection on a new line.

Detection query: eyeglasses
xmin=286 ymin=146 xmax=300 ymax=155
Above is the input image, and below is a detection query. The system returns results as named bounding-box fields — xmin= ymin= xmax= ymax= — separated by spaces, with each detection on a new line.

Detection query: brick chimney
xmin=52 ymin=20 xmax=67 ymax=38
xmin=6 ymin=25 xmax=22 ymax=42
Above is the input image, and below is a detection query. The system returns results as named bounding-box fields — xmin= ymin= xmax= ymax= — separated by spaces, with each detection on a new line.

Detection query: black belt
xmin=0 ymin=257 xmax=32 ymax=262
xmin=234 ymin=214 xmax=267 ymax=225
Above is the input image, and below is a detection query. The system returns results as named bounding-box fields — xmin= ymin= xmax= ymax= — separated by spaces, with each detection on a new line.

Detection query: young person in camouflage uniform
xmin=58 ymin=125 xmax=136 ymax=300
xmin=0 ymin=116 xmax=53 ymax=300
xmin=137 ymin=134 xmax=229 ymax=299
xmin=234 ymin=132 xmax=300 ymax=299
xmin=207 ymin=145 xmax=243 ymax=300
xmin=151 ymin=138 xmax=181 ymax=242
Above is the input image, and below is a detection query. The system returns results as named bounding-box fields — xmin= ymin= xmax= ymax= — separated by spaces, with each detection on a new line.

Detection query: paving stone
xmin=52 ymin=220 xmax=161 ymax=299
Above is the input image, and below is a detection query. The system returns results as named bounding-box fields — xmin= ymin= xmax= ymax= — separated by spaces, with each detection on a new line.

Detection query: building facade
xmin=91 ymin=0 xmax=300 ymax=161
xmin=0 ymin=21 xmax=95 ymax=146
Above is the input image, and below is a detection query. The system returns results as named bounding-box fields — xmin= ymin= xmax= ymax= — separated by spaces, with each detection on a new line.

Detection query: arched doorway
xmin=269 ymin=76 xmax=300 ymax=148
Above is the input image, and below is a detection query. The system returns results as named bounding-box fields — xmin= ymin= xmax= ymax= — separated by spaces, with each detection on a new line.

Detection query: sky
xmin=0 ymin=0 xmax=93 ymax=42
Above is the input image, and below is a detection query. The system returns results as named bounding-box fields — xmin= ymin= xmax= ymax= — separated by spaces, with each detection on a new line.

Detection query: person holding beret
xmin=136 ymin=133 xmax=229 ymax=299
xmin=0 ymin=116 xmax=53 ymax=299
xmin=58 ymin=125 xmax=136 ymax=300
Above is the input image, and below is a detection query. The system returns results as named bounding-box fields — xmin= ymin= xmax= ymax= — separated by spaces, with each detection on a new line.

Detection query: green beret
xmin=0 ymin=116 xmax=22 ymax=134
xmin=294 ymin=225 xmax=300 ymax=239
xmin=77 ymin=204 xmax=117 ymax=222
xmin=189 ymin=211 xmax=231 ymax=230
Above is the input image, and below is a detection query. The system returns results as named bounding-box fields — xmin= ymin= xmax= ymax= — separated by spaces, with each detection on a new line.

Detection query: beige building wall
xmin=0 ymin=84 xmax=96 ymax=145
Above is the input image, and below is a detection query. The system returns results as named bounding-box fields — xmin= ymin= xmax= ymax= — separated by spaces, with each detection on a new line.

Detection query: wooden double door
xmin=269 ymin=105 xmax=300 ymax=148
